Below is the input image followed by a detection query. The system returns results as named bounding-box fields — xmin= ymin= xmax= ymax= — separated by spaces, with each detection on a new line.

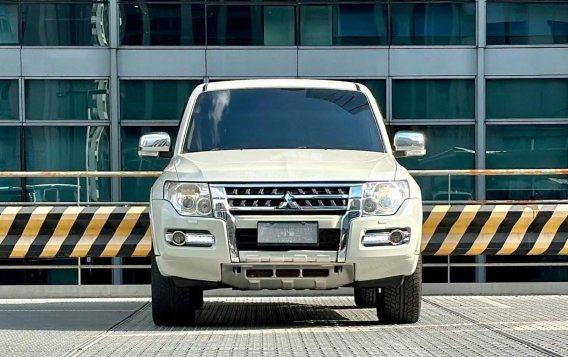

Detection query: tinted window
xmin=25 ymin=79 xmax=109 ymax=121
xmin=0 ymin=3 xmax=19 ymax=45
xmin=393 ymin=125 xmax=475 ymax=201
xmin=300 ymin=4 xmax=388 ymax=46
xmin=119 ymin=3 xmax=205 ymax=46
xmin=392 ymin=79 xmax=475 ymax=120
xmin=207 ymin=5 xmax=295 ymax=46
xmin=486 ymin=79 xmax=568 ymax=119
xmin=487 ymin=2 xmax=568 ymax=45
xmin=391 ymin=2 xmax=476 ymax=45
xmin=23 ymin=2 xmax=108 ymax=46
xmin=0 ymin=79 xmax=18 ymax=120
xmin=486 ymin=125 xmax=568 ymax=200
xmin=185 ymin=88 xmax=384 ymax=152
xmin=120 ymin=80 xmax=200 ymax=120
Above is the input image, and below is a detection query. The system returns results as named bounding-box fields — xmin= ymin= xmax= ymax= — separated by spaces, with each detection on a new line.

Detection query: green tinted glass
xmin=120 ymin=80 xmax=200 ymax=121
xmin=25 ymin=80 xmax=109 ymax=121
xmin=486 ymin=79 xmax=568 ymax=119
xmin=0 ymin=80 xmax=18 ymax=120
xmin=121 ymin=126 xmax=178 ymax=202
xmin=392 ymin=3 xmax=476 ymax=45
xmin=392 ymin=79 xmax=475 ymax=120
xmin=0 ymin=3 xmax=19 ymax=45
xmin=24 ymin=127 xmax=111 ymax=202
xmin=357 ymin=79 xmax=386 ymax=118
xmin=207 ymin=5 xmax=295 ymax=46
xmin=0 ymin=126 xmax=21 ymax=202
xmin=22 ymin=2 xmax=108 ymax=46
xmin=486 ymin=125 xmax=568 ymax=200
xmin=487 ymin=3 xmax=568 ymax=45
xmin=300 ymin=4 xmax=387 ymax=46
xmin=393 ymin=125 xmax=475 ymax=201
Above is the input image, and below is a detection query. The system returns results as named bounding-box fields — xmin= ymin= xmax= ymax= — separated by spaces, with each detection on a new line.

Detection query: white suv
xmin=139 ymin=79 xmax=426 ymax=326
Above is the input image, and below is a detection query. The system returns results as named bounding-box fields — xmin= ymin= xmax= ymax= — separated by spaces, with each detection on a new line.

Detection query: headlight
xmin=164 ymin=182 xmax=212 ymax=217
xmin=361 ymin=181 xmax=409 ymax=216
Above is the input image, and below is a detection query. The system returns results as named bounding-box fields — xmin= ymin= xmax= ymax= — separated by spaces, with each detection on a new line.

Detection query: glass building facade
xmin=0 ymin=0 xmax=567 ymax=285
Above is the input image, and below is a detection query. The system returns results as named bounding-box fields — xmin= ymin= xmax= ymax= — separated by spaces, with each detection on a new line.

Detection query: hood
xmin=173 ymin=149 xmax=397 ymax=182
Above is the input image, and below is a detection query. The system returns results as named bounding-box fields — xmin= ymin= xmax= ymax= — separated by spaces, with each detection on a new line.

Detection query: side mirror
xmin=393 ymin=131 xmax=426 ymax=158
xmin=138 ymin=132 xmax=172 ymax=158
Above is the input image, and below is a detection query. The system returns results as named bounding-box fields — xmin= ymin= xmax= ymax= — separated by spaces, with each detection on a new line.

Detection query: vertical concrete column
xmin=475 ymin=0 xmax=487 ymax=283
xmin=109 ymin=0 xmax=122 ymax=285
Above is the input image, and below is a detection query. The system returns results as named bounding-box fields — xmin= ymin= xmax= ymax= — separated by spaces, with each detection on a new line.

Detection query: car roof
xmin=203 ymin=79 xmax=360 ymax=92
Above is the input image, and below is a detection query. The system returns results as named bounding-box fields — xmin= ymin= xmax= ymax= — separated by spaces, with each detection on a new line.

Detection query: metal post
xmin=475 ymin=0 xmax=487 ymax=284
xmin=109 ymin=0 xmax=123 ymax=285
xmin=77 ymin=258 xmax=82 ymax=286
xmin=76 ymin=176 xmax=81 ymax=206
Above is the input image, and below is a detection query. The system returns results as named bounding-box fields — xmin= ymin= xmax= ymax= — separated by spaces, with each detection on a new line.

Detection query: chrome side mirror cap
xmin=393 ymin=131 xmax=426 ymax=158
xmin=138 ymin=132 xmax=172 ymax=158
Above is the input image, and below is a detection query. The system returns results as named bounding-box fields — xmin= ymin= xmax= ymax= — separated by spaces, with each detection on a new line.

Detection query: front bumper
xmin=151 ymin=198 xmax=421 ymax=289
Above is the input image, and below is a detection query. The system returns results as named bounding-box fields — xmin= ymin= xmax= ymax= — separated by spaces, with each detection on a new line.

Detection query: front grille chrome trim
xmin=219 ymin=183 xmax=359 ymax=212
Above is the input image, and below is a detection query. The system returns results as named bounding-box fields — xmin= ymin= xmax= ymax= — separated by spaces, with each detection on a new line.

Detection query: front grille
xmin=223 ymin=184 xmax=352 ymax=214
xmin=235 ymin=228 xmax=341 ymax=251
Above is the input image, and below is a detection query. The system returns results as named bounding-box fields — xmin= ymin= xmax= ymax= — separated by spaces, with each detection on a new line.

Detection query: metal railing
xmin=1 ymin=168 xmax=567 ymax=205
xmin=0 ymin=169 xmax=567 ymax=285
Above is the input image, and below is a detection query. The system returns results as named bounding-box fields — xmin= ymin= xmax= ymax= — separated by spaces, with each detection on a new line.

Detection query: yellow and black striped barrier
xmin=0 ymin=206 xmax=151 ymax=259
xmin=422 ymin=204 xmax=568 ymax=256
xmin=0 ymin=204 xmax=566 ymax=258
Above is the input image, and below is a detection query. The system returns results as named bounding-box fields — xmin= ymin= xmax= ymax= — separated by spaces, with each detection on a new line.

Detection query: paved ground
xmin=0 ymin=296 xmax=567 ymax=357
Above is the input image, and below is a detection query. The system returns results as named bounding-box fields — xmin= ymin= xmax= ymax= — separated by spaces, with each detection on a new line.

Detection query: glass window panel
xmin=0 ymin=3 xmax=19 ymax=45
xmin=301 ymin=4 xmax=387 ymax=46
xmin=24 ymin=126 xmax=111 ymax=202
xmin=392 ymin=125 xmax=475 ymax=202
xmin=392 ymin=79 xmax=475 ymax=120
xmin=0 ymin=79 xmax=18 ymax=120
xmin=392 ymin=2 xmax=476 ymax=45
xmin=207 ymin=5 xmax=294 ymax=46
xmin=22 ymin=2 xmax=108 ymax=46
xmin=264 ymin=6 xmax=295 ymax=46
xmin=119 ymin=3 xmax=205 ymax=46
xmin=486 ymin=125 xmax=568 ymax=200
xmin=0 ymin=126 xmax=21 ymax=202
xmin=121 ymin=126 xmax=178 ymax=202
xmin=337 ymin=79 xmax=386 ymax=117
xmin=25 ymin=79 xmax=109 ymax=121
xmin=120 ymin=80 xmax=200 ymax=121
xmin=487 ymin=2 xmax=568 ymax=45
xmin=357 ymin=79 xmax=386 ymax=118
xmin=486 ymin=79 xmax=568 ymax=119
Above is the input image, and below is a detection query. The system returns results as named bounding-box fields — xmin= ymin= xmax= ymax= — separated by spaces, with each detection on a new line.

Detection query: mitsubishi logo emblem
xmin=277 ymin=191 xmax=301 ymax=209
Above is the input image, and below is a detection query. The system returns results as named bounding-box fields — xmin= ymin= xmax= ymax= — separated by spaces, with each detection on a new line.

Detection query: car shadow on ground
xmin=114 ymin=301 xmax=382 ymax=330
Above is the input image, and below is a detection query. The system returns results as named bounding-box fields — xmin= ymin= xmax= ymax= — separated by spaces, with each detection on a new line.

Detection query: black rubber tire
xmin=191 ymin=290 xmax=205 ymax=310
xmin=377 ymin=256 xmax=422 ymax=324
xmin=151 ymin=257 xmax=198 ymax=326
xmin=354 ymin=288 xmax=378 ymax=308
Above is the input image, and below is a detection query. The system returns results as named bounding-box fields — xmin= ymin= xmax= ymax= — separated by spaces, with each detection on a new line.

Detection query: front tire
xmin=151 ymin=257 xmax=201 ymax=326
xmin=354 ymin=288 xmax=377 ymax=308
xmin=377 ymin=256 xmax=422 ymax=324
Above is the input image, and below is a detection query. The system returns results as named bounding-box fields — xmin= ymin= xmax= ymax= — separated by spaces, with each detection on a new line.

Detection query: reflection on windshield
xmin=185 ymin=88 xmax=384 ymax=153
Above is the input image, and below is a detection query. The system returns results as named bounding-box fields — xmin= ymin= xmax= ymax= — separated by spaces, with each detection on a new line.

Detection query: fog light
xmin=362 ymin=229 xmax=410 ymax=247
xmin=362 ymin=232 xmax=390 ymax=246
xmin=185 ymin=233 xmax=215 ymax=247
xmin=171 ymin=231 xmax=186 ymax=246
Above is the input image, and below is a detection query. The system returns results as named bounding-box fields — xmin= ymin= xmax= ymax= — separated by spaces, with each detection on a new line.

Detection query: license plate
xmin=257 ymin=222 xmax=318 ymax=246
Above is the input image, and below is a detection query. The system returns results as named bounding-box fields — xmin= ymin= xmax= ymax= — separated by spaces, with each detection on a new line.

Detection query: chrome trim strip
xmin=338 ymin=185 xmax=363 ymax=263
xmin=227 ymin=206 xmax=348 ymax=212
xmin=227 ymin=194 xmax=349 ymax=200
xmin=220 ymin=183 xmax=359 ymax=187
xmin=211 ymin=186 xmax=239 ymax=263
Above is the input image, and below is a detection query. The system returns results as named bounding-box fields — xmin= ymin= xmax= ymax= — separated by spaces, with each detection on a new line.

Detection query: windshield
xmin=184 ymin=88 xmax=385 ymax=153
